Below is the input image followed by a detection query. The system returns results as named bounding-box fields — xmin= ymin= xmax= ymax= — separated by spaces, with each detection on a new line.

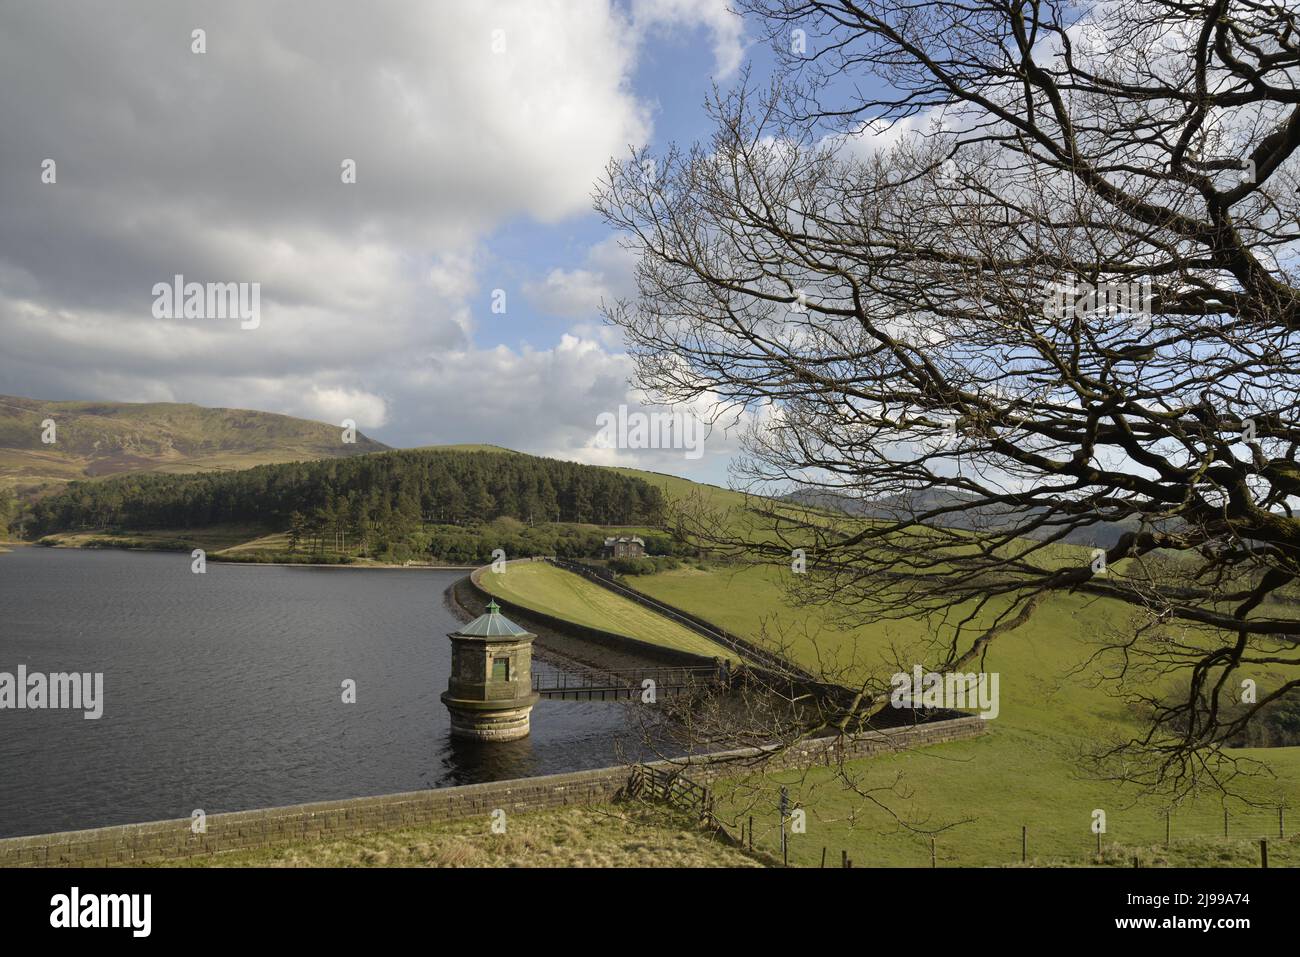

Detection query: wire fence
xmin=629 ymin=766 xmax=1293 ymax=867
xmin=714 ymin=801 xmax=1295 ymax=868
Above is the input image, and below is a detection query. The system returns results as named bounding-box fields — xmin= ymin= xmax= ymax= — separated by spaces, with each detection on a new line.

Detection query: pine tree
xmin=288 ymin=511 xmax=305 ymax=553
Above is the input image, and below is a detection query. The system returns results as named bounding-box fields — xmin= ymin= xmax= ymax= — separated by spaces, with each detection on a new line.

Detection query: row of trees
xmin=280 ymin=511 xmax=683 ymax=565
xmin=24 ymin=449 xmax=666 ymax=539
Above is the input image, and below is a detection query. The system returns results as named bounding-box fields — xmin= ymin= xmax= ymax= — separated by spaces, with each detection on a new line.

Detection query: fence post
xmin=841 ymin=849 xmax=847 ymax=869
xmin=931 ymin=837 xmax=936 ymax=868
xmin=1260 ymin=839 xmax=1268 ymax=869
xmin=779 ymin=787 xmax=789 ymax=867
xmin=1021 ymin=825 xmax=1027 ymax=864
xmin=748 ymin=816 xmax=753 ymax=853
xmin=821 ymin=847 xmax=826 ymax=868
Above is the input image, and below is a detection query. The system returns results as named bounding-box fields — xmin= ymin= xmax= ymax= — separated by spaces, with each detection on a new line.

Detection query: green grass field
xmin=172 ymin=803 xmax=759 ymax=868
xmin=476 ymin=561 xmax=740 ymax=661
xmin=631 ymin=563 xmax=1300 ymax=866
xmin=635 ymin=563 xmax=937 ymax=680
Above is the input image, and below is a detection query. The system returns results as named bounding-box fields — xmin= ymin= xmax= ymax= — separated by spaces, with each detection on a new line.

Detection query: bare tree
xmin=596 ymin=0 xmax=1300 ymax=796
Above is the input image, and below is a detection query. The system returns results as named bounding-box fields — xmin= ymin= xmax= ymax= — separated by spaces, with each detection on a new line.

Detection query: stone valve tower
xmin=441 ymin=600 xmax=540 ymax=742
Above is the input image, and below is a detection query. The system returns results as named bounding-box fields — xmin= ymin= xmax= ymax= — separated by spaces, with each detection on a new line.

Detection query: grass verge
xmin=477 ymin=561 xmax=739 ymax=662
xmin=170 ymin=803 xmax=762 ymax=868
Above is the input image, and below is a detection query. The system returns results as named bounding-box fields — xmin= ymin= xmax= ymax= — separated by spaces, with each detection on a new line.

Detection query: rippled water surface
xmin=0 ymin=548 xmax=645 ymax=838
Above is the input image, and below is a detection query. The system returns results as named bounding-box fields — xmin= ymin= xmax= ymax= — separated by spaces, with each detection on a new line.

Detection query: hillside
xmin=0 ymin=394 xmax=388 ymax=489
xmin=20 ymin=446 xmax=669 ymax=565
xmin=780 ymin=485 xmax=1143 ymax=549
xmin=616 ymin=565 xmax=1300 ymax=863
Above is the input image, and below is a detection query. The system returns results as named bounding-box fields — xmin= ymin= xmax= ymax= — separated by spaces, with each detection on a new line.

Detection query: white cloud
xmin=524 ymin=236 xmax=639 ymax=323
xmin=0 ymin=1 xmax=652 ymax=403
xmin=632 ymin=0 xmax=748 ymax=78
xmin=526 ymin=268 xmax=610 ymax=319
xmin=0 ymin=0 xmax=754 ymax=485
xmin=294 ymin=386 xmax=390 ymax=430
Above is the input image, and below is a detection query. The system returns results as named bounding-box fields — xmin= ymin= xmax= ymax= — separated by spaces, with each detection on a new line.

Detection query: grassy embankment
xmin=633 ymin=569 xmax=1300 ymax=866
xmin=171 ymin=803 xmax=761 ymax=868
xmin=164 ymin=793 xmax=1299 ymax=868
xmin=477 ymin=561 xmax=739 ymax=662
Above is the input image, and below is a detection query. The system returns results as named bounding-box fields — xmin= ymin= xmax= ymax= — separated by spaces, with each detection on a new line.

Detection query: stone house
xmin=601 ymin=536 xmax=646 ymax=559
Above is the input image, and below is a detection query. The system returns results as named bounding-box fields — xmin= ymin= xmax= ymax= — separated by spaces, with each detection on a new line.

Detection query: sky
xmin=0 ymin=0 xmax=772 ymax=485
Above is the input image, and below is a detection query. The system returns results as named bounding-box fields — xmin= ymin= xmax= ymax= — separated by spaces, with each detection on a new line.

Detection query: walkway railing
xmin=532 ymin=665 xmax=717 ymax=700
xmin=545 ymin=557 xmax=815 ymax=679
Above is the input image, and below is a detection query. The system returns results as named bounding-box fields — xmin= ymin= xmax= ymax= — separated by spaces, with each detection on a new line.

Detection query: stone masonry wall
xmin=0 ymin=716 xmax=987 ymax=867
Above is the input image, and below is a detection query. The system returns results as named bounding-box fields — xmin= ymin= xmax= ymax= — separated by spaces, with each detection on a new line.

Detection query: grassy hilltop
xmin=0 ymin=394 xmax=388 ymax=489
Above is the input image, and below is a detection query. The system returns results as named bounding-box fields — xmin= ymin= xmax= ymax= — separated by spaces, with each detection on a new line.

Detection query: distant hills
xmin=781 ymin=486 xmax=1140 ymax=549
xmin=0 ymin=395 xmax=672 ymax=564
xmin=0 ymin=395 xmax=387 ymax=489
xmin=0 ymin=393 xmax=1141 ymax=552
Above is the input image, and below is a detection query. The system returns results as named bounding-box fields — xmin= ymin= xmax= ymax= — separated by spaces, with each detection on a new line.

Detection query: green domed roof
xmin=455 ymin=600 xmax=530 ymax=637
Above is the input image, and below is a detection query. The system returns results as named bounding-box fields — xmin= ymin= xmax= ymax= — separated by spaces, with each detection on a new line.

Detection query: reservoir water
xmin=0 ymin=548 xmax=648 ymax=838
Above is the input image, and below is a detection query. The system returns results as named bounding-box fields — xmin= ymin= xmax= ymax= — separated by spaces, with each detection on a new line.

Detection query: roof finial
xmin=487 ymin=599 xmax=500 ymax=614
